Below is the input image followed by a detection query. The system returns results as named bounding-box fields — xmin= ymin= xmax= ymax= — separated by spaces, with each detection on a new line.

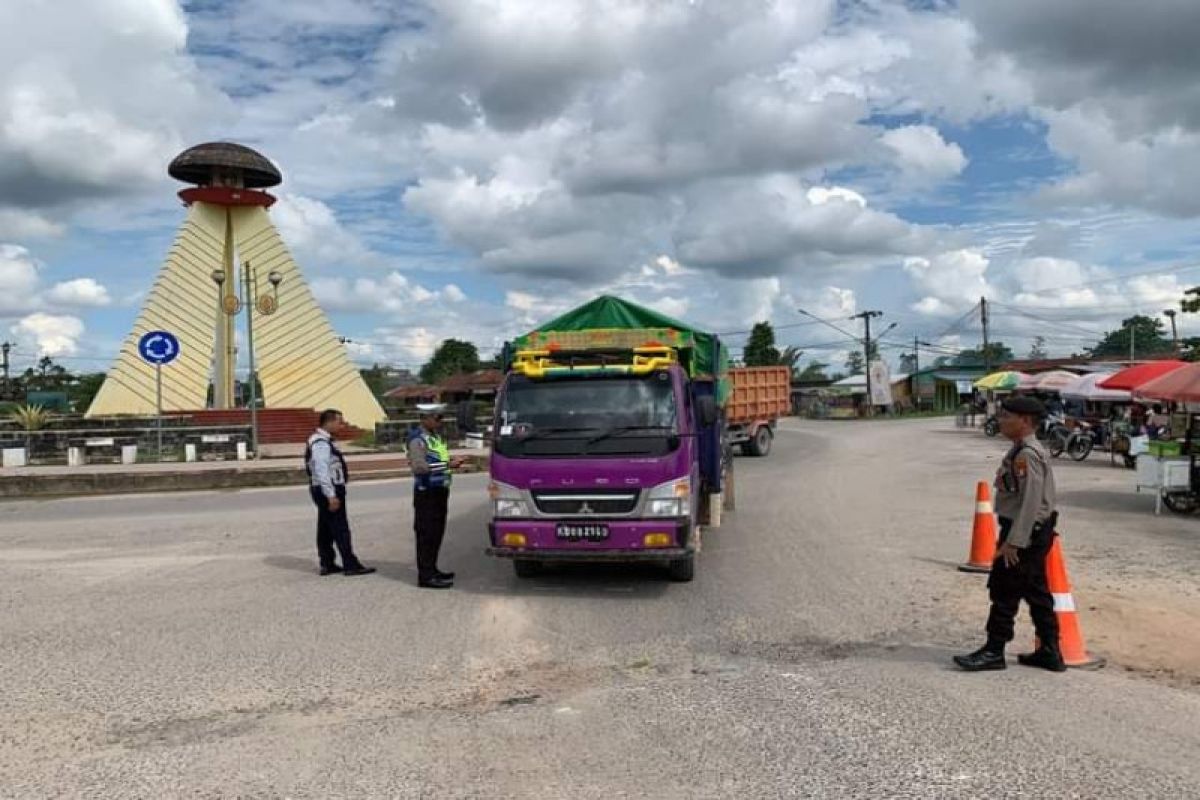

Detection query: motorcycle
xmin=983 ymin=415 xmax=999 ymax=437
xmin=1037 ymin=412 xmax=1070 ymax=458
xmin=1063 ymin=420 xmax=1097 ymax=462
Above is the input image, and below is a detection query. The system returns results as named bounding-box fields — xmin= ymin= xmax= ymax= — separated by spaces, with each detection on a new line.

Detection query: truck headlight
xmin=489 ymin=481 xmax=529 ymax=518
xmin=645 ymin=478 xmax=690 ymax=517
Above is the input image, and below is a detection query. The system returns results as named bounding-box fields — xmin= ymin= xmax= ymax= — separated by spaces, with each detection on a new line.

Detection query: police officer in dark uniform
xmin=306 ymin=409 xmax=375 ymax=577
xmin=955 ymin=396 xmax=1065 ymax=672
xmin=407 ymin=405 xmax=464 ymax=589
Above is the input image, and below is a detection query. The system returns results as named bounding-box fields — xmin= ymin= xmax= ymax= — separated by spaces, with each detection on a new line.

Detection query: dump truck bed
xmin=727 ymin=367 xmax=790 ymax=425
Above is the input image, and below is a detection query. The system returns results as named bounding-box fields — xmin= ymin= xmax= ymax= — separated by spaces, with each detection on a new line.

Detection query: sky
xmin=3 ymin=0 xmax=1200 ymax=376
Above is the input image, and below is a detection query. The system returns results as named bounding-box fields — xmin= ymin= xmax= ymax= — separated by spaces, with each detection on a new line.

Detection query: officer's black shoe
xmin=436 ymin=570 xmax=456 ymax=580
xmin=343 ymin=566 xmax=377 ymax=577
xmin=418 ymin=577 xmax=454 ymax=589
xmin=953 ymin=647 xmax=1007 ymax=671
xmin=1017 ymin=647 xmax=1067 ymax=672
xmin=319 ymin=565 xmax=344 ymax=576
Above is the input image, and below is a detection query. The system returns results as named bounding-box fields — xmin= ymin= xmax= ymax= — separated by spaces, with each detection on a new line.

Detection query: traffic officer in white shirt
xmin=306 ymin=409 xmax=375 ymax=576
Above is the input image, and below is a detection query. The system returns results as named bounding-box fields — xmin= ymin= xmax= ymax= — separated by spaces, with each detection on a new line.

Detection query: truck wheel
xmin=746 ymin=427 xmax=772 ymax=457
xmin=668 ymin=555 xmax=695 ymax=582
xmin=513 ymin=560 xmax=541 ymax=578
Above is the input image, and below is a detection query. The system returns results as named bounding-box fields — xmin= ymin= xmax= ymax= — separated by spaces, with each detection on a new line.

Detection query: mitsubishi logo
xmin=578 ymin=502 xmax=595 ymax=515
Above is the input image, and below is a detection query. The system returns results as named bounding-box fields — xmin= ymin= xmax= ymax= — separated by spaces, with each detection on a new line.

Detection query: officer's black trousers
xmin=413 ymin=487 xmax=450 ymax=581
xmin=986 ymin=516 xmax=1059 ymax=651
xmin=310 ymin=485 xmax=363 ymax=570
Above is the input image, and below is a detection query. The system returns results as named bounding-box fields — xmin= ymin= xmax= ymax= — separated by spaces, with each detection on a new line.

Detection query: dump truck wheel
xmin=746 ymin=426 xmax=772 ymax=457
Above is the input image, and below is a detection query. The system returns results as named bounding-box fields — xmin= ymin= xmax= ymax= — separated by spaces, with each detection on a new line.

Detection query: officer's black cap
xmin=1001 ymin=396 xmax=1046 ymax=418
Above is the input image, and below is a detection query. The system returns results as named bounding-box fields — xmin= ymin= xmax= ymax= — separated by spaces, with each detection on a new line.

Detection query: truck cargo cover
xmin=513 ymin=295 xmax=730 ymax=403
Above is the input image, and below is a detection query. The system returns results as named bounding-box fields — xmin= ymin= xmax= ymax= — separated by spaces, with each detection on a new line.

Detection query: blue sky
xmin=3 ymin=0 xmax=1200 ymax=376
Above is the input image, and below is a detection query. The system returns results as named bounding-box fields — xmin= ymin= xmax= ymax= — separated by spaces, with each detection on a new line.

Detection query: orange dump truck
xmin=726 ymin=366 xmax=791 ymax=457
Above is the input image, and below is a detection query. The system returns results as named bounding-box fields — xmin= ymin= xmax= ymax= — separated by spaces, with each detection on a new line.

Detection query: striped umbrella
xmin=974 ymin=371 xmax=1026 ymax=391
xmin=1032 ymin=370 xmax=1083 ymax=393
xmin=1060 ymin=372 xmax=1130 ymax=402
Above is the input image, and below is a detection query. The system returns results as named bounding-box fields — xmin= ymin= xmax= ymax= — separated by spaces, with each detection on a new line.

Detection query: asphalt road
xmin=3 ymin=419 xmax=1199 ymax=798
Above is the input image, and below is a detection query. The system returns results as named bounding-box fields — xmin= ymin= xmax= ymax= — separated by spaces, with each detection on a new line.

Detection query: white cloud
xmin=0 ymin=0 xmax=221 ymax=217
xmin=806 ymin=186 xmax=867 ymax=207
xmin=272 ymin=193 xmax=382 ymax=270
xmin=46 ymin=278 xmax=111 ymax=308
xmin=880 ymin=125 xmax=968 ymax=183
xmin=0 ymin=208 xmax=64 ymax=240
xmin=0 ymin=244 xmax=41 ymax=313
xmin=677 ymin=176 xmax=930 ymax=277
xmin=11 ymin=312 xmax=85 ymax=356
xmin=905 ymin=249 xmax=993 ymax=313
xmin=311 ymin=271 xmax=466 ymax=314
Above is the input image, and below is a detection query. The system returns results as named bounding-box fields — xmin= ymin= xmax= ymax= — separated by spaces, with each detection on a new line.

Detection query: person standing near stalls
xmin=955 ymin=396 xmax=1064 ymax=673
xmin=306 ymin=409 xmax=375 ymax=577
xmin=407 ymin=405 xmax=465 ymax=589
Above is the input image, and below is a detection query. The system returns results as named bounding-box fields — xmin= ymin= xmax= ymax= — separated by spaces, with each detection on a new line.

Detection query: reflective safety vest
xmin=410 ymin=428 xmax=452 ymax=491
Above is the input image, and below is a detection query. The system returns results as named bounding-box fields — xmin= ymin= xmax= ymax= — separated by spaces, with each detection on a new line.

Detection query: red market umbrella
xmin=1097 ymin=361 xmax=1187 ymax=391
xmin=1134 ymin=362 xmax=1200 ymax=403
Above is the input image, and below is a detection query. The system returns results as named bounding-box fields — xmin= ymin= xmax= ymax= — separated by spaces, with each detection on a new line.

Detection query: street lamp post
xmin=211 ymin=262 xmax=283 ymax=458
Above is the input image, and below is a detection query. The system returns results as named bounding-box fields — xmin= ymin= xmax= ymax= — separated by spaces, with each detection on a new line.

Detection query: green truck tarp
xmin=512 ymin=295 xmax=730 ymax=402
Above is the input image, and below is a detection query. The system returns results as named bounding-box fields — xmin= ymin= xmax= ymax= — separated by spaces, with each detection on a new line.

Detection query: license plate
xmin=556 ymin=523 xmax=609 ymax=542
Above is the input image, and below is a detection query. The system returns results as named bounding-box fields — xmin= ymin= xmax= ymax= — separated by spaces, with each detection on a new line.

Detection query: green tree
xmin=359 ymin=364 xmax=389 ymax=398
xmin=1088 ymin=315 xmax=1173 ymax=358
xmin=419 ymin=339 xmax=480 ymax=384
xmin=743 ymin=322 xmax=781 ymax=367
xmin=68 ymin=373 xmax=105 ymax=413
xmin=845 ymin=350 xmax=865 ymax=375
xmin=953 ymin=342 xmax=1014 ymax=367
xmin=796 ymin=360 xmax=830 ymax=382
xmin=1028 ymin=336 xmax=1048 ymax=360
xmin=22 ymin=356 xmax=70 ymax=392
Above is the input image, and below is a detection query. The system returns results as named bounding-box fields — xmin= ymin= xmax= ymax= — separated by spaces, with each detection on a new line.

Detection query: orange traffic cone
xmin=1037 ymin=536 xmax=1105 ymax=669
xmin=959 ymin=481 xmax=997 ymax=573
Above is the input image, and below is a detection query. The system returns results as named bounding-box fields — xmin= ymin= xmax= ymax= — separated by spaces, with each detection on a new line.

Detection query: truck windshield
xmin=496 ymin=374 xmax=680 ymax=457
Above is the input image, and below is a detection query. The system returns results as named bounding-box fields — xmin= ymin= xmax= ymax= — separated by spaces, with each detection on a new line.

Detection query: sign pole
xmin=156 ymin=363 xmax=164 ymax=462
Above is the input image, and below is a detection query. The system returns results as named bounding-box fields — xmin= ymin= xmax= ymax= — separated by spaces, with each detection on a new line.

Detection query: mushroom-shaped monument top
xmin=168 ymin=142 xmax=282 ymax=188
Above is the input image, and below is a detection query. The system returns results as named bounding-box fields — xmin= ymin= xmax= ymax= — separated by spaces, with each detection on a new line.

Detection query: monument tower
xmin=87 ymin=142 xmax=385 ymax=429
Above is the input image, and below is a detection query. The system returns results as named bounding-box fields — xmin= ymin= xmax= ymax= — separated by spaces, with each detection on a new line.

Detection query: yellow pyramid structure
xmin=87 ymin=142 xmax=385 ymax=430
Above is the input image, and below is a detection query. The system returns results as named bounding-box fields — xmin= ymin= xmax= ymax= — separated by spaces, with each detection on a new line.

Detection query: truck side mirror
xmin=696 ymin=396 xmax=719 ymax=427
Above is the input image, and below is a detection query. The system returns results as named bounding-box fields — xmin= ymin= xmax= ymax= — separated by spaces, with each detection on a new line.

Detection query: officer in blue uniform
xmin=306 ymin=409 xmax=374 ymax=577
xmin=407 ymin=405 xmax=464 ymax=588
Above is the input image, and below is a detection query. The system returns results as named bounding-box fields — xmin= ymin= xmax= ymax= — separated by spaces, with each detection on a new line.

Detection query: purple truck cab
xmin=486 ymin=362 xmax=716 ymax=582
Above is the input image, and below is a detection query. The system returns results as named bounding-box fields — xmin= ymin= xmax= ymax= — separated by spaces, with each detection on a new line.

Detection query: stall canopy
xmin=1060 ymin=372 xmax=1129 ymax=402
xmin=1133 ymin=363 xmax=1200 ymax=403
xmin=1032 ymin=370 xmax=1083 ymax=393
xmin=1097 ymin=361 xmax=1186 ymax=391
xmin=974 ymin=371 xmax=1027 ymax=391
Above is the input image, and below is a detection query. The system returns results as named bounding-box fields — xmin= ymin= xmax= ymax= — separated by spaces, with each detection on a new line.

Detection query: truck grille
xmin=531 ymin=490 xmax=639 ymax=516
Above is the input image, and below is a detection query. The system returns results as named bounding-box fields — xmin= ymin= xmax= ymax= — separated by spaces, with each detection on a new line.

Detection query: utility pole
xmin=852 ymin=310 xmax=883 ymax=416
xmin=0 ymin=341 xmax=13 ymax=400
xmin=1 ymin=341 xmax=12 ymax=382
xmin=980 ymin=297 xmax=991 ymax=373
xmin=1164 ymin=309 xmax=1179 ymax=356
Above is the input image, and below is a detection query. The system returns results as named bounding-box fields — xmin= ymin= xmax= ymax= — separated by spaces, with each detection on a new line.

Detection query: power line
xmin=934 ymin=302 xmax=981 ymax=340
xmin=989 ymin=301 xmax=1106 ymax=337
xmin=1013 ymin=262 xmax=1200 ymax=298
xmin=794 ymin=308 xmax=862 ymax=342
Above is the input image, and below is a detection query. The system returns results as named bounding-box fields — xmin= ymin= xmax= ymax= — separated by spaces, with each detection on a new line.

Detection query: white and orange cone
xmin=960 ymin=481 xmax=997 ymax=573
xmin=1037 ymin=536 xmax=1105 ymax=669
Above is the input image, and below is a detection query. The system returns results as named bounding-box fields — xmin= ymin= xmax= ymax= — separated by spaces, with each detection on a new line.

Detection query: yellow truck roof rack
xmin=512 ymin=346 xmax=677 ymax=379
